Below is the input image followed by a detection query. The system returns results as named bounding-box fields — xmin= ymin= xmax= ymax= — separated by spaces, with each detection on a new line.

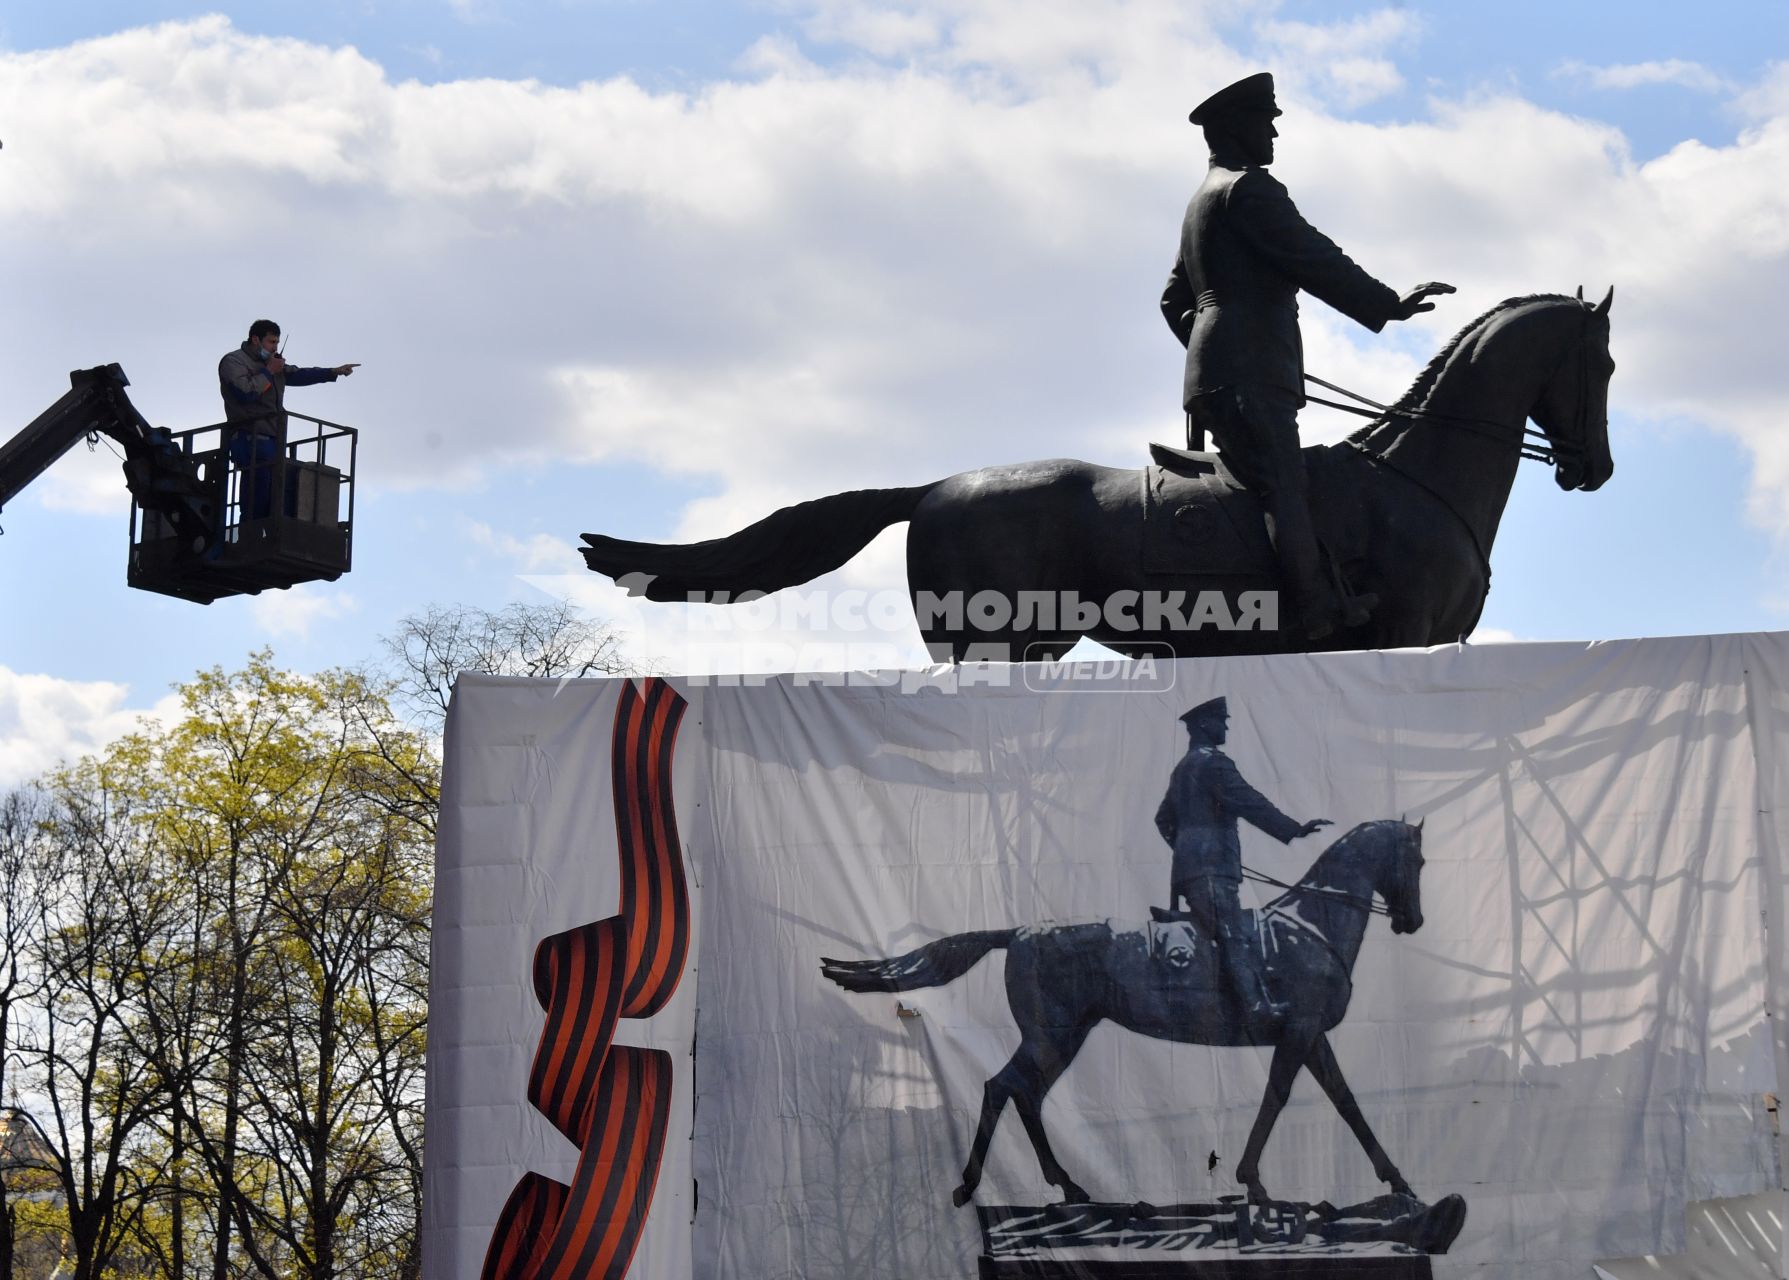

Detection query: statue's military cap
xmin=1188 ymin=72 xmax=1281 ymax=125
xmin=1179 ymin=696 xmax=1229 ymax=726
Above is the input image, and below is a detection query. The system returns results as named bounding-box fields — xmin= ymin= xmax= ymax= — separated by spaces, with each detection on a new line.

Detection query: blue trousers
xmin=228 ymin=432 xmax=278 ymax=520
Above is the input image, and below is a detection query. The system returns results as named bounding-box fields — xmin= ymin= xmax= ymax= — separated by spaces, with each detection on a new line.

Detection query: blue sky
xmin=2 ymin=1 xmax=1787 ymax=779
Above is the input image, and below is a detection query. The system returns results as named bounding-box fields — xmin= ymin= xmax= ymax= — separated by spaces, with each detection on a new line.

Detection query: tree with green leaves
xmin=2 ymin=601 xmax=643 ymax=1278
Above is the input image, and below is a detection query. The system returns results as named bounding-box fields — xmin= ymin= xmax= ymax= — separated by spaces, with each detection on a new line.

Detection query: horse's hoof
xmin=1058 ymin=1182 xmax=1091 ymax=1204
xmin=952 ymin=1183 xmax=974 ymax=1208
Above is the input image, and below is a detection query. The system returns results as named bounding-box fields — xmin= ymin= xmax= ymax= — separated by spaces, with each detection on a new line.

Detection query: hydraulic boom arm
xmin=0 ymin=364 xmax=213 ymax=546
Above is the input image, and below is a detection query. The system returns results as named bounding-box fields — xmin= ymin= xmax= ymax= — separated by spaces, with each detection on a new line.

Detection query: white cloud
xmin=466 ymin=519 xmax=583 ymax=573
xmin=796 ymin=0 xmax=942 ymax=58
xmin=0 ymin=665 xmax=180 ymax=787
xmin=1261 ymin=10 xmax=1419 ymax=109
xmin=31 ymin=436 xmax=132 ymax=514
xmin=1555 ymin=59 xmax=1731 ymax=95
xmin=1737 ymin=60 xmax=1789 ymax=122
xmin=249 ymin=584 xmax=359 ymax=638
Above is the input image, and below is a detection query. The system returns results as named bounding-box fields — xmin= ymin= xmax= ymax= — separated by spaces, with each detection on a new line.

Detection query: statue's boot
xmin=1299 ymin=585 xmax=1373 ymax=642
xmin=1340 ymin=590 xmax=1379 ymax=628
xmin=1225 ymin=941 xmax=1289 ymax=1031
xmin=1323 ymin=547 xmax=1378 ymax=629
xmin=1300 ymin=575 xmax=1379 ymax=641
xmin=1263 ymin=500 xmax=1366 ymax=642
xmin=1300 ymin=598 xmax=1342 ymax=642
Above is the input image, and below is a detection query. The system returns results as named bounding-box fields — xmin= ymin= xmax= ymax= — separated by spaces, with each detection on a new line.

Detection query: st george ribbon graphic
xmin=481 ymin=678 xmax=691 ymax=1280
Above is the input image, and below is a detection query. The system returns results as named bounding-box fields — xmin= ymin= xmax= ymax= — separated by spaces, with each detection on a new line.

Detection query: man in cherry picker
xmin=218 ymin=319 xmax=359 ymax=518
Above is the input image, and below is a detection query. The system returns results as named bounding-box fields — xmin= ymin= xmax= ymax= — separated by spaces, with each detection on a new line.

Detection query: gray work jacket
xmin=218 ymin=343 xmax=337 ymax=437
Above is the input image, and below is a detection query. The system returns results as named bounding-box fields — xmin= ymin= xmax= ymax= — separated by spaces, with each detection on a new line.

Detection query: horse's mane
xmin=1345 ymin=293 xmax=1579 ymax=444
xmin=1303 ymin=817 xmax=1410 ymax=887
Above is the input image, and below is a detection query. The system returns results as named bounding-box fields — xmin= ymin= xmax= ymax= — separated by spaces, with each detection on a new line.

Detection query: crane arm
xmin=0 ymin=365 xmax=213 ymax=546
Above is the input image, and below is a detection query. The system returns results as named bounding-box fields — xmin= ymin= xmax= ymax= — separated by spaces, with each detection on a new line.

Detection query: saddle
xmin=1147 ymin=903 xmax=1277 ymax=977
xmin=1146 ymin=913 xmax=1206 ymax=971
xmin=1142 ymin=442 xmax=1368 ymax=587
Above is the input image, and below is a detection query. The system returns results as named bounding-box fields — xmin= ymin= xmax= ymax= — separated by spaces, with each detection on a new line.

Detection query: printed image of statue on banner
xmin=822 ymin=695 xmax=1465 ymax=1278
xmin=683 ymin=640 xmax=1777 ymax=1280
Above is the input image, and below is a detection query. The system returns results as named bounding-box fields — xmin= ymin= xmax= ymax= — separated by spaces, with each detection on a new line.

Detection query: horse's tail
xmin=820 ymin=929 xmax=1016 ymax=993
xmin=580 ymin=483 xmax=939 ymax=602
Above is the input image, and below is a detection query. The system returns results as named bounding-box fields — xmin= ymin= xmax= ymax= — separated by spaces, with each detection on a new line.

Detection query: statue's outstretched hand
xmin=1394 ymin=281 xmax=1456 ymax=320
xmin=1298 ymin=818 xmax=1334 ymax=839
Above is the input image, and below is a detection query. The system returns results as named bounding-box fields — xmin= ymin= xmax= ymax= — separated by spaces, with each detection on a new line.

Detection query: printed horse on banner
xmin=821 ymin=818 xmax=1425 ymax=1209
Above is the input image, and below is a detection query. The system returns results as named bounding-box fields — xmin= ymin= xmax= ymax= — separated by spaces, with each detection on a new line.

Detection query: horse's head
xmin=1378 ymin=817 xmax=1426 ymax=935
xmin=1528 ymin=288 xmax=1615 ymax=494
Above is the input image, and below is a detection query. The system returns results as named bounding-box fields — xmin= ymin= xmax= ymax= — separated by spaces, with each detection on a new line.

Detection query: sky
xmin=1 ymin=1 xmax=1787 ymax=783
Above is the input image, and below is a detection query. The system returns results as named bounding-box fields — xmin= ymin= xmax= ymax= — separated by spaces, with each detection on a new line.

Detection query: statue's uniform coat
xmin=1154 ymin=743 xmax=1304 ymax=897
xmin=1162 ymin=165 xmax=1403 ymax=406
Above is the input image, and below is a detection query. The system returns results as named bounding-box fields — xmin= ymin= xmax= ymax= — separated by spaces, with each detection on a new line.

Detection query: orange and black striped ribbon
xmin=481 ymin=678 xmax=691 ymax=1280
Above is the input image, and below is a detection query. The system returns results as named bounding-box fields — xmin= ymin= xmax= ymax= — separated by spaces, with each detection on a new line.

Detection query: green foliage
xmin=5 ymin=651 xmax=437 ymax=1280
xmin=4 ymin=604 xmax=638 ymax=1280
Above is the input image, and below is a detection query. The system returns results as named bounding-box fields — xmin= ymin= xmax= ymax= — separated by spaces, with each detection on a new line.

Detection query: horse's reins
xmin=1241 ymin=865 xmax=1389 ymax=917
xmin=1307 ymin=305 xmax=1599 ymax=584
xmin=1303 ymin=373 xmax=1578 ymax=468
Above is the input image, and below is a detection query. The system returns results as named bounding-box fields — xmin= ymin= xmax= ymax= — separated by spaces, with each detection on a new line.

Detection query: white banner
xmin=425 ymin=633 xmax=1788 ymax=1280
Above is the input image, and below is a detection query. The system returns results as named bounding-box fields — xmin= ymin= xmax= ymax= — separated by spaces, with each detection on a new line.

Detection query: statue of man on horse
xmin=1163 ymin=71 xmax=1457 ymax=640
xmin=581 ymin=73 xmax=1615 ymax=662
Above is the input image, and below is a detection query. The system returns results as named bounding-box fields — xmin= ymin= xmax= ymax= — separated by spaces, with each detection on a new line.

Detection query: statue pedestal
xmin=975 ymin=1193 xmax=1465 ymax=1278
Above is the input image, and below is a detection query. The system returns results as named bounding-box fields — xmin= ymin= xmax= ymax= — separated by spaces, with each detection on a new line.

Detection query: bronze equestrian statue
xmin=580 ymin=78 xmax=1615 ymax=662
xmin=582 ymin=290 xmax=1612 ymax=661
xmin=1163 ymin=72 xmax=1455 ymax=640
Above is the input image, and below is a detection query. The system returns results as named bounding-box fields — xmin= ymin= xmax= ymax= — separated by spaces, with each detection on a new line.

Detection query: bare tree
xmin=0 ymin=786 xmax=55 ymax=1278
xmin=17 ymin=767 xmax=180 ymax=1280
xmin=381 ymin=600 xmax=642 ymax=730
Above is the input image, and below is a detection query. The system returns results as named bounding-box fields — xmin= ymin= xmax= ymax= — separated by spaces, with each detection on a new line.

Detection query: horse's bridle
xmin=1310 ymin=304 xmax=1601 ymax=581
xmin=1308 ymin=302 xmax=1597 ymax=471
xmin=1242 ymin=865 xmax=1389 ymax=917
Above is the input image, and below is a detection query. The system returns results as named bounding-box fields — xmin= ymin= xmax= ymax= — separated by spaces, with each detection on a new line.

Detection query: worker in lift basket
xmin=218 ymin=319 xmax=358 ymax=520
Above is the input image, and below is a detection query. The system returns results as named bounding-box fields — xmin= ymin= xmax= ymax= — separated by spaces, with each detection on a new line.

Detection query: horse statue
xmin=582 ymin=291 xmax=1613 ymax=660
xmin=820 ymin=818 xmax=1426 ymax=1210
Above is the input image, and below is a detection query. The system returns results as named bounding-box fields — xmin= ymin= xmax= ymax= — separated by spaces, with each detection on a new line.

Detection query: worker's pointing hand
xmin=1297 ymin=818 xmax=1333 ymax=839
xmin=1393 ymin=282 xmax=1456 ymax=321
xmin=334 ymin=363 xmax=360 ymax=377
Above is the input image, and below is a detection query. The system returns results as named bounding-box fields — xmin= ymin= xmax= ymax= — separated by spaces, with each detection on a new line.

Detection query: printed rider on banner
xmin=1155 ymin=695 xmax=1331 ymax=1031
